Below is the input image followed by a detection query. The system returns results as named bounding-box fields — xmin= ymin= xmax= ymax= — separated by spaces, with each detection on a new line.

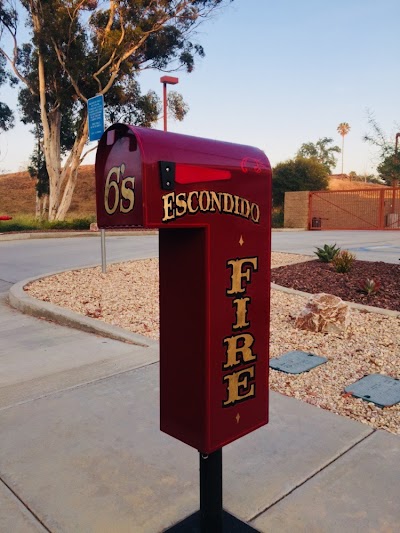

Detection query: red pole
xmin=163 ymin=82 xmax=167 ymax=132
xmin=160 ymin=76 xmax=178 ymax=133
xmin=392 ymin=133 xmax=400 ymax=218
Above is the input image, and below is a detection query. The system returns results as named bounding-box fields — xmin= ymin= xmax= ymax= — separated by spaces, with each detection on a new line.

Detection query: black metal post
xmin=200 ymin=450 xmax=223 ymax=533
xmin=165 ymin=447 xmax=259 ymax=531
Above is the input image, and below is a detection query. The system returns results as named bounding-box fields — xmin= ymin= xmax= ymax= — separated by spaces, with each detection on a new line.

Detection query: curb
xmin=0 ymin=228 xmax=299 ymax=242
xmin=271 ymin=282 xmax=400 ymax=318
xmin=9 ymin=268 xmax=159 ymax=348
xmin=8 ymin=260 xmax=398 ymax=347
xmin=0 ymin=230 xmax=158 ymax=242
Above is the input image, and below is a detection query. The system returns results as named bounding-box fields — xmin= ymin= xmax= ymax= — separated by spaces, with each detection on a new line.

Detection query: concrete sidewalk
xmin=1 ymin=283 xmax=399 ymax=532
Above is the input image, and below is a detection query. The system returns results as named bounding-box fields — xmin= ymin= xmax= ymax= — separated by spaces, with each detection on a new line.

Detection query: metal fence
xmin=309 ymin=187 xmax=400 ymax=230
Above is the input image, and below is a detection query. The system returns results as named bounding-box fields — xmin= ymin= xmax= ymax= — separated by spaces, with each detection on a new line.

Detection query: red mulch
xmin=271 ymin=259 xmax=400 ymax=311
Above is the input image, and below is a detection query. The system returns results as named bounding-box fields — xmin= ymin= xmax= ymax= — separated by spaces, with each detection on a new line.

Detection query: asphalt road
xmin=0 ymin=234 xmax=158 ymax=286
xmin=272 ymin=229 xmax=400 ymax=263
xmin=0 ymin=230 xmax=398 ymax=291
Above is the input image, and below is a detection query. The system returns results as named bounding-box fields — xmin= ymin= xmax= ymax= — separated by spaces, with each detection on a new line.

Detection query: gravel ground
xmin=25 ymin=253 xmax=399 ymax=435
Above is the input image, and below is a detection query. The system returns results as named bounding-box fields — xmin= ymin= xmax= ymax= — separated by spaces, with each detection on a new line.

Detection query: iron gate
xmin=309 ymin=187 xmax=400 ymax=230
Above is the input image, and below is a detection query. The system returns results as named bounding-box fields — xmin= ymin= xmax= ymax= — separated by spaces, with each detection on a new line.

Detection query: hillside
xmin=0 ymin=166 xmax=386 ymax=218
xmin=0 ymin=165 xmax=96 ymax=218
xmin=328 ymin=174 xmax=385 ymax=191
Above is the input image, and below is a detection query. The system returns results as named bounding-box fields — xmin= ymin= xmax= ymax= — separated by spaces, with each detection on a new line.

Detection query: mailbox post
xmin=95 ymin=124 xmax=272 ymax=531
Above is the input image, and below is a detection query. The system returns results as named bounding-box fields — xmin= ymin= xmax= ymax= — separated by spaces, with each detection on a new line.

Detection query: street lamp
xmin=160 ymin=75 xmax=179 ymax=132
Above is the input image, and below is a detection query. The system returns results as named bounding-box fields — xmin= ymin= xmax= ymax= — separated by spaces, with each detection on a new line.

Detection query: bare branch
xmin=0 ymin=5 xmax=34 ymax=92
xmin=80 ymin=143 xmax=97 ymax=164
xmin=51 ymin=38 xmax=88 ymax=102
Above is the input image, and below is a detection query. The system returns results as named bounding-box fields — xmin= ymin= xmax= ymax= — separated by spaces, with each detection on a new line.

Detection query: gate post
xmin=379 ymin=189 xmax=385 ymax=229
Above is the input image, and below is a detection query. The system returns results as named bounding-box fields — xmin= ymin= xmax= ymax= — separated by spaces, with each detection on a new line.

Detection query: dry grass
xmin=0 ymin=165 xmax=96 ymax=218
xmin=328 ymin=175 xmax=385 ymax=191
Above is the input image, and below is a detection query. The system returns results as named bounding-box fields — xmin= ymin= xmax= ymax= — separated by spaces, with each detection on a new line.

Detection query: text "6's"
xmin=104 ymin=164 xmax=135 ymax=215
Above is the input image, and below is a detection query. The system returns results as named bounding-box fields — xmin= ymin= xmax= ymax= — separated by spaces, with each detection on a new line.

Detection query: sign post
xmin=95 ymin=124 xmax=272 ymax=531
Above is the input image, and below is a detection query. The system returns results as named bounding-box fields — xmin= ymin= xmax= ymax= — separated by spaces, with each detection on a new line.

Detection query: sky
xmin=0 ymin=0 xmax=399 ymax=175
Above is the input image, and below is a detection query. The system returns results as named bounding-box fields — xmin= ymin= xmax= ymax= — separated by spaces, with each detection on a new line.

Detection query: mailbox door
xmin=95 ymin=127 xmax=144 ymax=228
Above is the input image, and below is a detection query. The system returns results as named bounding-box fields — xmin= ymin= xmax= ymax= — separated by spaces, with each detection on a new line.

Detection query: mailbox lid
xmin=96 ymin=123 xmax=271 ymax=229
xmin=131 ymin=126 xmax=271 ymax=228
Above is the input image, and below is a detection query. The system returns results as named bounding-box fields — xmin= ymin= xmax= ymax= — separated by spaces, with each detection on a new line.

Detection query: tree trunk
xmin=46 ymin=111 xmax=62 ymax=221
xmin=36 ymin=31 xmax=62 ymax=222
xmin=35 ymin=191 xmax=41 ymax=220
xmin=41 ymin=195 xmax=48 ymax=218
xmin=55 ymin=115 xmax=89 ymax=221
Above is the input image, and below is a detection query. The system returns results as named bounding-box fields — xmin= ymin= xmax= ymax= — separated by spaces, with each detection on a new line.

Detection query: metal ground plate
xmin=345 ymin=374 xmax=400 ymax=408
xmin=269 ymin=350 xmax=328 ymax=374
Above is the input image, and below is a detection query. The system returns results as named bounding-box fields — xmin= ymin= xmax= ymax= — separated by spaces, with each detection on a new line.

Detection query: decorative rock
xmin=295 ymin=293 xmax=350 ymax=335
xmin=90 ymin=222 xmax=99 ymax=232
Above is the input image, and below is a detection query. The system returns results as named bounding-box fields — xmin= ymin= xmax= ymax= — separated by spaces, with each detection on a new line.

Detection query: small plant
xmin=271 ymin=208 xmax=284 ymax=228
xmin=332 ymin=250 xmax=355 ymax=273
xmin=359 ymin=278 xmax=381 ymax=296
xmin=314 ymin=243 xmax=341 ymax=262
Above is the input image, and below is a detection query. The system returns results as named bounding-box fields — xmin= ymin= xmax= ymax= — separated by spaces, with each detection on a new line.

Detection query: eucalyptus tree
xmin=0 ymin=0 xmax=231 ymax=220
xmin=0 ymin=50 xmax=14 ymax=132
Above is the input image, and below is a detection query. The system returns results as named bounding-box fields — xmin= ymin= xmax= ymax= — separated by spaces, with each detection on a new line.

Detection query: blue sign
xmin=88 ymin=95 xmax=105 ymax=142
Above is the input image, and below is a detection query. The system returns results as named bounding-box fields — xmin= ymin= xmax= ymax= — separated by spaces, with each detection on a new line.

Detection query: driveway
xmin=272 ymin=230 xmax=400 ymax=263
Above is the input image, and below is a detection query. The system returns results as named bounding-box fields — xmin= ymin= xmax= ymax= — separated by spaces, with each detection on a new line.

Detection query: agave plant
xmin=359 ymin=278 xmax=381 ymax=296
xmin=314 ymin=243 xmax=341 ymax=263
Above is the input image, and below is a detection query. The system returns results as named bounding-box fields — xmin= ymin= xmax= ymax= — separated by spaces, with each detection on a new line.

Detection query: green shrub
xmin=314 ymin=243 xmax=341 ymax=262
xmin=0 ymin=216 xmax=95 ymax=233
xmin=332 ymin=250 xmax=356 ymax=273
xmin=271 ymin=208 xmax=284 ymax=228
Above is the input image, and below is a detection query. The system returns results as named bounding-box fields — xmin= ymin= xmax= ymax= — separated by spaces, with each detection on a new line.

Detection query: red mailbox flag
xmin=96 ymin=124 xmax=272 ymax=454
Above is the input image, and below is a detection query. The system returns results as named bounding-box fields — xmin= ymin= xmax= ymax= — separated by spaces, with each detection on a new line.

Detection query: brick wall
xmin=284 ymin=191 xmax=309 ymax=228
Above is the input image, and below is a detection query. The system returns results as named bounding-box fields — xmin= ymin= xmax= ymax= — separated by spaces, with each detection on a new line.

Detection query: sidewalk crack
xmin=0 ymin=476 xmax=52 ymax=532
xmin=249 ymin=429 xmax=376 ymax=524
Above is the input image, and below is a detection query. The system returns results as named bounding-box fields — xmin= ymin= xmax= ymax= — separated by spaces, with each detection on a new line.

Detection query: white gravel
xmin=25 ymin=253 xmax=399 ymax=435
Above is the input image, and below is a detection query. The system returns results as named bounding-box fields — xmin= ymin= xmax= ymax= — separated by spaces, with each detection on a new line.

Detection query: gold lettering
xmin=241 ymin=198 xmax=251 ymax=218
xmin=199 ymin=190 xmax=211 ymax=212
xmin=175 ymin=192 xmax=187 ymax=217
xmin=120 ymin=176 xmax=135 ymax=213
xmin=234 ymin=195 xmax=241 ymax=215
xmin=232 ymin=297 xmax=251 ymax=330
xmin=223 ymin=366 xmax=255 ymax=406
xmin=222 ymin=193 xmax=234 ymax=213
xmin=209 ymin=191 xmax=222 ymax=212
xmin=104 ymin=166 xmax=120 ymax=215
xmin=227 ymin=257 xmax=258 ymax=295
xmin=223 ymin=333 xmax=256 ymax=369
xmin=160 ymin=190 xmax=260 ymax=224
xmin=251 ymin=203 xmax=260 ymax=223
xmin=187 ymin=191 xmax=199 ymax=214
xmin=162 ymin=192 xmax=176 ymax=222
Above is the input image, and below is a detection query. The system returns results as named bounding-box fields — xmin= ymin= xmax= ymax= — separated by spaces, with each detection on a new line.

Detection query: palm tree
xmin=337 ymin=122 xmax=351 ymax=175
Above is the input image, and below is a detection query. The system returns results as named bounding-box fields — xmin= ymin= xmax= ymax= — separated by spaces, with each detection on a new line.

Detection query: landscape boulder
xmin=295 ymin=293 xmax=350 ymax=335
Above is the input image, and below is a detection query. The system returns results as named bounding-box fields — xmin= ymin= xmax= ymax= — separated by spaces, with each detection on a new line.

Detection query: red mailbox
xmin=95 ymin=124 xmax=272 ymax=454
